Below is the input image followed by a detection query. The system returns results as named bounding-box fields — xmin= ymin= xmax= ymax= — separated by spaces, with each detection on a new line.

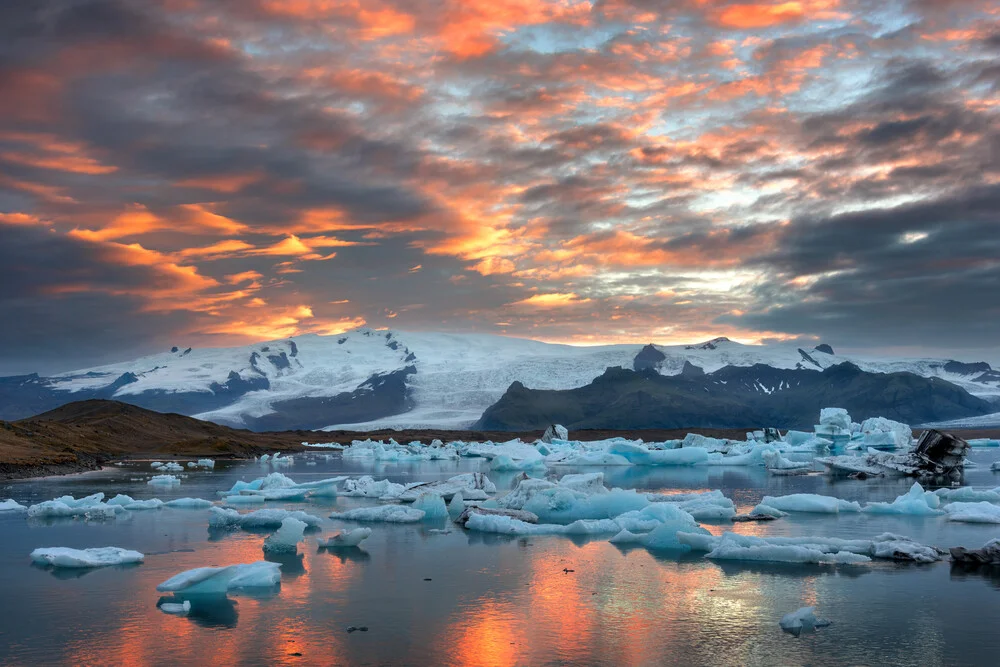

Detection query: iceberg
xmin=196 ymin=459 xmax=216 ymax=469
xmin=464 ymin=513 xmax=620 ymax=536
xmin=779 ymin=607 xmax=830 ymax=635
xmin=340 ymin=476 xmax=406 ymax=499
xmin=862 ymin=482 xmax=943 ymax=516
xmin=320 ymin=527 xmax=372 ymax=548
xmin=27 ymin=494 xmax=121 ymax=520
xmin=156 ymin=561 xmax=281 ymax=595
xmin=411 ymin=493 xmax=449 ymax=520
xmin=819 ymin=408 xmax=851 ymax=431
xmin=209 ymin=506 xmax=242 ymax=529
xmin=934 ymin=486 xmax=1000 ymax=503
xmin=678 ymin=531 xmax=942 ymax=563
xmin=165 ymin=498 xmax=214 ymax=509
xmin=943 ymin=502 xmax=1000 ymax=524
xmin=0 ymin=499 xmax=27 ymax=511
xmin=238 ymin=509 xmax=324 ymax=529
xmin=262 ymin=518 xmax=308 ymax=554
xmin=331 ymin=505 xmax=426 ymax=523
xmin=607 ymin=442 xmax=709 ymax=466
xmin=397 ymin=473 xmax=496 ymax=502
xmin=31 ymin=546 xmax=144 ymax=568
xmin=758 ymin=493 xmax=862 ymax=514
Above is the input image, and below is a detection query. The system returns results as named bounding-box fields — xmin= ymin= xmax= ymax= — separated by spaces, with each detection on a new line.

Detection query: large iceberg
xmin=30 ymin=546 xmax=144 ymax=568
xmin=411 ymin=493 xmax=449 ymax=520
xmin=156 ymin=562 xmax=281 ymax=595
xmin=165 ymin=498 xmax=214 ymax=509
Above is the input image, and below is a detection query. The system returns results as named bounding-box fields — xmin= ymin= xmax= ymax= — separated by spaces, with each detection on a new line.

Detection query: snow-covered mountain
xmin=2 ymin=329 xmax=998 ymax=429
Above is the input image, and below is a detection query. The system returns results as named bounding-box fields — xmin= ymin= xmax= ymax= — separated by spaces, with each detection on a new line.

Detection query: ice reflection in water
xmin=0 ymin=452 xmax=999 ymax=665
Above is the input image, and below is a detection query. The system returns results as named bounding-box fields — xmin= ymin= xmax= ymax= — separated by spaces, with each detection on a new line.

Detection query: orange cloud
xmin=510 ymin=292 xmax=590 ymax=307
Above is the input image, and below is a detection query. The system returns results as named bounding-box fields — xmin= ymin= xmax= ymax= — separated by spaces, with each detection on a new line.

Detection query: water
xmin=2 ymin=451 xmax=1000 ymax=666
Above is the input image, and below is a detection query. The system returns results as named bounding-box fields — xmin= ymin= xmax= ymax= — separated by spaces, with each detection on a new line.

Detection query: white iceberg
xmin=320 ymin=527 xmax=372 ymax=548
xmin=819 ymin=408 xmax=851 ymax=430
xmin=340 ymin=476 xmax=406 ymax=499
xmin=758 ymin=493 xmax=862 ymax=514
xmin=238 ymin=509 xmax=323 ymax=529
xmin=31 ymin=546 xmax=144 ymax=568
xmin=223 ymin=495 xmax=266 ymax=505
xmin=863 ymin=482 xmax=943 ymax=516
xmin=943 ymin=502 xmax=1000 ymax=524
xmin=934 ymin=486 xmax=1000 ymax=503
xmin=397 ymin=473 xmax=496 ymax=502
xmin=0 ymin=499 xmax=27 ymax=511
xmin=196 ymin=459 xmax=216 ymax=469
xmin=330 ymin=505 xmax=425 ymax=523
xmin=262 ymin=518 xmax=308 ymax=554
xmin=679 ymin=531 xmax=941 ymax=563
xmin=156 ymin=561 xmax=281 ymax=595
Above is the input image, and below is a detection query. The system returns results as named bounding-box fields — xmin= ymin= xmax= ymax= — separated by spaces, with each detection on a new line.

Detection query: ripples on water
xmin=2 ymin=452 xmax=1000 ymax=666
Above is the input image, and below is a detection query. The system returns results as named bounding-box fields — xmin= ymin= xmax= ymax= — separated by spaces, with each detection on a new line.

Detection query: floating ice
xmin=0 ymin=499 xmax=27 ymax=511
xmin=320 ymin=527 xmax=372 ymax=548
xmin=943 ymin=502 xmax=1000 ymax=524
xmin=448 ymin=492 xmax=466 ymax=519
xmin=679 ymin=531 xmax=942 ymax=563
xmin=27 ymin=494 xmax=121 ymax=520
xmin=608 ymin=442 xmax=709 ymax=466
xmin=148 ymin=475 xmax=181 ymax=486
xmin=819 ymin=408 xmax=851 ymax=431
xmin=262 ymin=518 xmax=308 ymax=554
xmin=490 ymin=454 xmax=546 ymax=471
xmin=165 ymin=498 xmax=214 ymax=509
xmin=331 ymin=505 xmax=426 ymax=523
xmin=340 ymin=476 xmax=406 ymax=499
xmin=208 ymin=506 xmax=242 ymax=529
xmin=863 ymin=482 xmax=943 ymax=516
xmin=779 ymin=607 xmax=830 ymax=635
xmin=464 ymin=513 xmax=620 ymax=536
xmin=411 ymin=493 xmax=448 ymax=520
xmin=399 ymin=473 xmax=497 ymax=502
xmin=934 ymin=486 xmax=1000 ymax=503
xmin=238 ymin=509 xmax=323 ymax=529
xmin=31 ymin=546 xmax=144 ymax=568
xmin=156 ymin=561 xmax=281 ymax=595
xmin=159 ymin=600 xmax=191 ymax=615
xmin=196 ymin=459 xmax=215 ymax=469
xmin=758 ymin=493 xmax=862 ymax=514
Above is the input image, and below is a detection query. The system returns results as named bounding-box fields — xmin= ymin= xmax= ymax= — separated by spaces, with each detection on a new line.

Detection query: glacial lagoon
xmin=2 ymin=450 xmax=1000 ymax=666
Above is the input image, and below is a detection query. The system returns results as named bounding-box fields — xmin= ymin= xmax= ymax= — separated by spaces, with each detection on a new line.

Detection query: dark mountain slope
xmin=475 ymin=363 xmax=994 ymax=431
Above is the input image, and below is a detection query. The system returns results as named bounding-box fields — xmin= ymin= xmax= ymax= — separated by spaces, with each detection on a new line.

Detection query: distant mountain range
xmin=475 ymin=363 xmax=995 ymax=431
xmin=1 ymin=330 xmax=998 ymax=430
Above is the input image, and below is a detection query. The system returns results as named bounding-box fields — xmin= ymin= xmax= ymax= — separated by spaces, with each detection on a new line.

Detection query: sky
xmin=1 ymin=0 xmax=998 ymax=374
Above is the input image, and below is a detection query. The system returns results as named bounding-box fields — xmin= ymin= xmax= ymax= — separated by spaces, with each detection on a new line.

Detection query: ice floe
xmin=757 ymin=493 xmax=862 ymax=514
xmin=165 ymin=498 xmax=214 ymax=509
xmin=31 ymin=546 xmax=144 ymax=568
xmin=943 ymin=502 xmax=1000 ymax=524
xmin=678 ymin=531 xmax=943 ymax=563
xmin=411 ymin=493 xmax=448 ymax=520
xmin=159 ymin=600 xmax=191 ymax=615
xmin=320 ymin=527 xmax=372 ymax=548
xmin=156 ymin=562 xmax=282 ymax=595
xmin=148 ymin=475 xmax=181 ymax=486
xmin=0 ymin=499 xmax=27 ymax=511
xmin=330 ymin=505 xmax=426 ymax=523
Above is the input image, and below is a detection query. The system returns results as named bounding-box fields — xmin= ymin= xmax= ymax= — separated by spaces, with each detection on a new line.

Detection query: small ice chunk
xmin=148 ymin=475 xmax=181 ymax=486
xmin=156 ymin=561 xmax=281 ymax=594
xmin=779 ymin=606 xmax=831 ymax=635
xmin=31 ymin=546 xmax=144 ymax=568
xmin=448 ymin=492 xmax=465 ymax=519
xmin=0 ymin=499 xmax=26 ymax=511
xmin=208 ymin=506 xmax=242 ymax=529
xmin=159 ymin=600 xmax=191 ymax=615
xmin=262 ymin=518 xmax=308 ymax=554
xmin=197 ymin=459 xmax=215 ymax=469
xmin=331 ymin=506 xmax=426 ymax=523
xmin=238 ymin=509 xmax=324 ymax=529
xmin=320 ymin=527 xmax=372 ymax=548
xmin=166 ymin=498 xmax=214 ymax=509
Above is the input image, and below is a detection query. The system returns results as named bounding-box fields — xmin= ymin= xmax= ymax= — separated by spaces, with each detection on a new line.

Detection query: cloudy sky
xmin=1 ymin=0 xmax=997 ymax=374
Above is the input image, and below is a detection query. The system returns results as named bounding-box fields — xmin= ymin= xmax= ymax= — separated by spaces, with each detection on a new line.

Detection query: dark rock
xmin=814 ymin=344 xmax=835 ymax=355
xmin=950 ymin=540 xmax=1000 ymax=565
xmin=681 ymin=361 xmax=705 ymax=377
xmin=171 ymin=347 xmax=179 ymax=353
xmin=943 ymin=360 xmax=992 ymax=376
xmin=267 ymin=352 xmax=290 ymax=370
xmin=732 ymin=513 xmax=777 ymax=522
xmin=633 ymin=344 xmax=666 ymax=372
xmin=288 ymin=341 xmax=298 ymax=357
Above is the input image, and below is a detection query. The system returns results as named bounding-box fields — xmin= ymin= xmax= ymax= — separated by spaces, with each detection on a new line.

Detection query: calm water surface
xmin=2 ymin=450 xmax=1000 ymax=666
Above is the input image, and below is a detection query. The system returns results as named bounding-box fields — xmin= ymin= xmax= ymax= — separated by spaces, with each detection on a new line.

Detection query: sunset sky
xmin=1 ymin=0 xmax=998 ymax=373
